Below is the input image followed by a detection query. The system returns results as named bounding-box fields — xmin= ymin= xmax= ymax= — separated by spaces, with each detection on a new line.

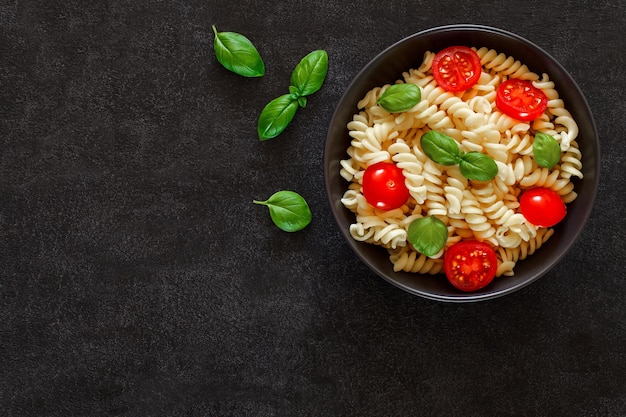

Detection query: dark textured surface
xmin=1 ymin=1 xmax=625 ymax=416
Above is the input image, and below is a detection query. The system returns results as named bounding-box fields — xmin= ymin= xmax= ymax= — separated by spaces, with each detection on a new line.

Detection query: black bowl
xmin=324 ymin=24 xmax=600 ymax=302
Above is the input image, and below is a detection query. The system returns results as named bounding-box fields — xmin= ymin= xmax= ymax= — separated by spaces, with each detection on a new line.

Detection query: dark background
xmin=2 ymin=0 xmax=625 ymax=416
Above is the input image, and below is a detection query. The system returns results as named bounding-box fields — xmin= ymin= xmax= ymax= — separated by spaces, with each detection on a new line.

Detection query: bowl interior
xmin=324 ymin=25 xmax=599 ymax=302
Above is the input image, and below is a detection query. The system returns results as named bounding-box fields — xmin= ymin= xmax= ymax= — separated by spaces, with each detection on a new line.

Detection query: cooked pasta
xmin=340 ymin=46 xmax=583 ymax=279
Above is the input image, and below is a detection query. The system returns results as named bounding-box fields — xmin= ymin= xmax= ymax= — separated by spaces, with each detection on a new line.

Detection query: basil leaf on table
xmin=253 ymin=190 xmax=312 ymax=232
xmin=533 ymin=132 xmax=561 ymax=169
xmin=420 ymin=130 xmax=462 ymax=166
xmin=290 ymin=50 xmax=329 ymax=97
xmin=377 ymin=83 xmax=421 ymax=112
xmin=258 ymin=94 xmax=300 ymax=141
xmin=212 ymin=25 xmax=265 ymax=77
xmin=459 ymin=152 xmax=499 ymax=181
xmin=407 ymin=216 xmax=448 ymax=257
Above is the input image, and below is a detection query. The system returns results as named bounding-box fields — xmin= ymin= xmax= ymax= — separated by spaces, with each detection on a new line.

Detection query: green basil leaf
xmin=407 ymin=216 xmax=448 ymax=257
xmin=258 ymin=94 xmax=299 ymax=140
xmin=533 ymin=132 xmax=561 ymax=169
xmin=212 ymin=25 xmax=265 ymax=77
xmin=377 ymin=83 xmax=421 ymax=112
xmin=420 ymin=130 xmax=461 ymax=166
xmin=290 ymin=50 xmax=328 ymax=97
xmin=459 ymin=152 xmax=498 ymax=181
xmin=297 ymin=96 xmax=307 ymax=108
xmin=253 ymin=190 xmax=312 ymax=232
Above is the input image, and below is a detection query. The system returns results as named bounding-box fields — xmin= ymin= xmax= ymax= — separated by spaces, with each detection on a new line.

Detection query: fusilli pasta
xmin=340 ymin=46 xmax=583 ymax=280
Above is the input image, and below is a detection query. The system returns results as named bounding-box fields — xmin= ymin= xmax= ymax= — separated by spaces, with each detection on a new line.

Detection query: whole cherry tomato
xmin=432 ymin=46 xmax=482 ymax=92
xmin=443 ymin=240 xmax=498 ymax=292
xmin=496 ymin=79 xmax=548 ymax=121
xmin=362 ymin=162 xmax=409 ymax=210
xmin=519 ymin=187 xmax=566 ymax=227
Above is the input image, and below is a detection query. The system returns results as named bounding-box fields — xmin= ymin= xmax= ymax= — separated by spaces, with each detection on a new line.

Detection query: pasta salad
xmin=339 ymin=46 xmax=583 ymax=291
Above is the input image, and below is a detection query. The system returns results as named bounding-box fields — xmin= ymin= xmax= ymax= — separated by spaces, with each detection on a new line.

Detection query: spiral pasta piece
xmin=559 ymin=141 xmax=584 ymax=179
xmin=444 ymin=166 xmax=467 ymax=216
xmin=389 ymin=139 xmax=428 ymax=204
xmin=389 ymin=246 xmax=444 ymax=274
xmin=475 ymin=47 xmax=538 ymax=80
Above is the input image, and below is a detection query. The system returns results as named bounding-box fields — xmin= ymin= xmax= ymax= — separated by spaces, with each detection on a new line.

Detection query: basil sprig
xmin=258 ymin=50 xmax=328 ymax=140
xmin=377 ymin=84 xmax=421 ymax=112
xmin=420 ymin=130 xmax=498 ymax=181
xmin=212 ymin=25 xmax=265 ymax=77
xmin=533 ymin=132 xmax=561 ymax=169
xmin=253 ymin=190 xmax=312 ymax=232
xmin=407 ymin=216 xmax=448 ymax=257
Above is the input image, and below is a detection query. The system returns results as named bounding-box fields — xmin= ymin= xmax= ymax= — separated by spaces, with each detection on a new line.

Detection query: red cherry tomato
xmin=432 ymin=46 xmax=482 ymax=92
xmin=519 ymin=187 xmax=566 ymax=227
xmin=496 ymin=79 xmax=548 ymax=121
xmin=443 ymin=241 xmax=498 ymax=292
xmin=362 ymin=162 xmax=409 ymax=210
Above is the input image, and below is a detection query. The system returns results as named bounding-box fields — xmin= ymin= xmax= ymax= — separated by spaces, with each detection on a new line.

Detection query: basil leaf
xmin=459 ymin=152 xmax=498 ymax=181
xmin=253 ymin=190 xmax=312 ymax=232
xmin=258 ymin=94 xmax=299 ymax=140
xmin=212 ymin=25 xmax=265 ymax=77
xmin=290 ymin=50 xmax=328 ymax=97
xmin=420 ymin=130 xmax=461 ymax=166
xmin=533 ymin=132 xmax=561 ymax=169
xmin=377 ymin=84 xmax=421 ymax=112
xmin=407 ymin=216 xmax=448 ymax=257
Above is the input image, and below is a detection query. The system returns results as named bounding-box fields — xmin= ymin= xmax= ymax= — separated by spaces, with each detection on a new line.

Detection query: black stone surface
xmin=1 ymin=1 xmax=625 ymax=416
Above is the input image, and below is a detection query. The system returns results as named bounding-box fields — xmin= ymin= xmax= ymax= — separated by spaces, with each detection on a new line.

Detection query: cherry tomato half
xmin=496 ymin=79 xmax=548 ymax=121
xmin=362 ymin=162 xmax=409 ymax=210
xmin=432 ymin=46 xmax=482 ymax=92
xmin=519 ymin=187 xmax=566 ymax=227
xmin=443 ymin=241 xmax=498 ymax=292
